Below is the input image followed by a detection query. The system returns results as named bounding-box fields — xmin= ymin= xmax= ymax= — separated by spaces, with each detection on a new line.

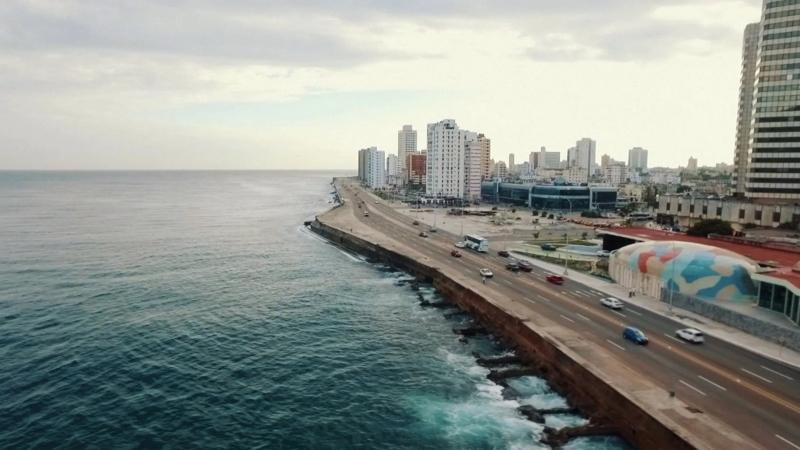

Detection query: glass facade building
xmin=757 ymin=280 xmax=800 ymax=326
xmin=480 ymin=182 xmax=618 ymax=210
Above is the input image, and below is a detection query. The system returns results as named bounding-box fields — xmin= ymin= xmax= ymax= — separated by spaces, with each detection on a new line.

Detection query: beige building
xmin=658 ymin=194 xmax=800 ymax=229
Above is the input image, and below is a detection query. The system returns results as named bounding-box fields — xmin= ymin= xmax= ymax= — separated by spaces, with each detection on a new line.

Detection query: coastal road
xmin=340 ymin=181 xmax=800 ymax=450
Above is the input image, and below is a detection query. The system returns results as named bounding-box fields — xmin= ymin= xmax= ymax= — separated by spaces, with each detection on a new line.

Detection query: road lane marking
xmin=606 ymin=339 xmax=625 ymax=351
xmin=523 ymin=297 xmax=537 ymax=304
xmin=742 ymin=368 xmax=773 ymax=384
xmin=560 ymin=291 xmax=568 ymax=295
xmin=536 ymin=294 xmax=551 ymax=302
xmin=679 ymin=379 xmax=707 ymax=396
xmin=698 ymin=375 xmax=727 ymax=391
xmin=560 ymin=314 xmax=576 ymax=324
xmin=626 ymin=309 xmax=643 ymax=316
xmin=576 ymin=313 xmax=592 ymax=322
xmin=761 ymin=365 xmax=795 ymax=381
xmin=502 ymin=279 xmax=514 ymax=287
xmin=611 ymin=310 xmax=627 ymax=318
xmin=664 ymin=333 xmax=685 ymax=344
xmin=776 ymin=434 xmax=800 ymax=450
xmin=592 ymin=290 xmax=605 ymax=296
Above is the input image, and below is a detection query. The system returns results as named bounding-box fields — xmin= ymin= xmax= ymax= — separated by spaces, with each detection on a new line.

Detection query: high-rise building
xmin=745 ymin=4 xmax=800 ymax=202
xmin=508 ymin=153 xmax=515 ymax=174
xmin=733 ymin=23 xmax=760 ymax=196
xmin=462 ymin=131 xmax=481 ymax=201
xmin=386 ymin=154 xmax=399 ymax=186
xmin=473 ymin=134 xmax=491 ymax=181
xmin=426 ymin=119 xmax=472 ymax=198
xmin=398 ymin=125 xmax=417 ymax=174
xmin=575 ymin=138 xmax=596 ymax=171
xmin=495 ymin=161 xmax=508 ymax=179
xmin=687 ymin=157 xmax=698 ymax=172
xmin=567 ymin=147 xmax=577 ymax=167
xmin=627 ymin=147 xmax=649 ymax=171
xmin=600 ymin=154 xmax=611 ymax=171
xmin=538 ymin=147 xmax=560 ymax=169
xmin=406 ymin=152 xmax=426 ymax=185
xmin=357 ymin=147 xmax=386 ymax=189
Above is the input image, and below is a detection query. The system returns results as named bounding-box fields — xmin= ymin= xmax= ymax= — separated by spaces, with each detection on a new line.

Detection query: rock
xmin=476 ymin=354 xmax=522 ymax=367
xmin=517 ymin=405 xmax=545 ymax=424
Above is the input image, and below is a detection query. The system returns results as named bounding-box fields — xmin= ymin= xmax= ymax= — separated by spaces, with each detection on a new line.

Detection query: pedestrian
xmin=482 ymin=276 xmax=486 ymax=284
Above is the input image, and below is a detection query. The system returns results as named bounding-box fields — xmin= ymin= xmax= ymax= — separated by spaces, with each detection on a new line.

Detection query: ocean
xmin=0 ymin=171 xmax=632 ymax=449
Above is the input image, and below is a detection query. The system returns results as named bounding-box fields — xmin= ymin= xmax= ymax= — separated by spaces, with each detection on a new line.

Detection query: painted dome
xmin=611 ymin=241 xmax=757 ymax=301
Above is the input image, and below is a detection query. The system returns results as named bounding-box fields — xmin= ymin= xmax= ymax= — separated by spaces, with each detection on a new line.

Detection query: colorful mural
xmin=611 ymin=241 xmax=757 ymax=302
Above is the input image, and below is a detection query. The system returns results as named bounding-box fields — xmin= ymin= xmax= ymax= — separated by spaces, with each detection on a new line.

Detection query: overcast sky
xmin=0 ymin=0 xmax=762 ymax=170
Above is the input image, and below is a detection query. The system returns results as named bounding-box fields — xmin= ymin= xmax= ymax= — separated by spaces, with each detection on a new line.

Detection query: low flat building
xmin=657 ymin=194 xmax=800 ymax=229
xmin=480 ymin=182 xmax=617 ymax=211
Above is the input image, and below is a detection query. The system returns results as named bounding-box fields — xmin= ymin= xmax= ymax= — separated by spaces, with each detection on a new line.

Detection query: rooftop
xmin=598 ymin=227 xmax=800 ymax=291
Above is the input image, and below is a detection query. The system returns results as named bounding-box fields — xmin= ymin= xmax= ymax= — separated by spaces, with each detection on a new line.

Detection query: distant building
xmin=687 ymin=157 xmax=698 ymax=172
xmin=358 ymin=147 xmax=386 ymax=189
xmin=627 ymin=147 xmax=648 ymax=171
xmin=604 ymin=161 xmax=628 ymax=186
xmin=657 ymin=195 xmax=800 ymax=229
xmin=397 ymin=125 xmax=417 ymax=176
xmin=474 ymin=134 xmax=491 ymax=181
xmin=495 ymin=161 xmax=508 ymax=179
xmin=463 ymin=131 xmax=481 ymax=201
xmin=565 ymin=166 xmax=589 ymax=185
xmin=733 ymin=23 xmax=760 ymax=196
xmin=600 ymin=154 xmax=611 ymax=171
xmin=406 ymin=152 xmax=426 ymax=185
xmin=648 ymin=167 xmax=681 ymax=185
xmin=426 ymin=119 xmax=476 ymax=198
xmin=386 ymin=154 xmax=400 ymax=186
xmin=508 ymin=153 xmax=516 ymax=174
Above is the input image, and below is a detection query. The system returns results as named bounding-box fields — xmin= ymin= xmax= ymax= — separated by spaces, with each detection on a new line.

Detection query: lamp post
xmin=668 ymin=241 xmax=676 ymax=313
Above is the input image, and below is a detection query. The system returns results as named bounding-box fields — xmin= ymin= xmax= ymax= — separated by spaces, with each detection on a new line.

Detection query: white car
xmin=455 ymin=241 xmax=466 ymax=248
xmin=600 ymin=297 xmax=624 ymax=310
xmin=479 ymin=268 xmax=494 ymax=278
xmin=676 ymin=328 xmax=705 ymax=344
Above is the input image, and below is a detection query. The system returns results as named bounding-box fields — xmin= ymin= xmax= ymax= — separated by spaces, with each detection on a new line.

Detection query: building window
xmin=772 ymin=285 xmax=787 ymax=314
xmin=666 ymin=202 xmax=671 ymax=210
xmin=689 ymin=204 xmax=695 ymax=214
xmin=773 ymin=211 xmax=781 ymax=222
xmin=739 ymin=209 xmax=745 ymax=219
xmin=678 ymin=204 xmax=682 ymax=212
xmin=702 ymin=205 xmax=708 ymax=215
xmin=759 ymin=283 xmax=773 ymax=309
xmin=755 ymin=210 xmax=763 ymax=221
xmin=716 ymin=207 xmax=723 ymax=217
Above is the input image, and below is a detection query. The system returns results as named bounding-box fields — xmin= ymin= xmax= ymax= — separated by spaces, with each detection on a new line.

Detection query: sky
xmin=0 ymin=0 xmax=764 ymax=170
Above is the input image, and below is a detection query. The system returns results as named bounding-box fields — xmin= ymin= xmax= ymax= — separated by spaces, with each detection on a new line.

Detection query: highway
xmin=338 ymin=181 xmax=800 ymax=450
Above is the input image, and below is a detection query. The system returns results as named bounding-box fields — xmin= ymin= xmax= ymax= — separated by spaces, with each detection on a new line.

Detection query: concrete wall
xmin=660 ymin=288 xmax=800 ymax=352
xmin=311 ymin=219 xmax=697 ymax=450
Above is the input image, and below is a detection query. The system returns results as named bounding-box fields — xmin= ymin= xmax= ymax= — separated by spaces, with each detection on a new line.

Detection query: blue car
xmin=623 ymin=326 xmax=649 ymax=345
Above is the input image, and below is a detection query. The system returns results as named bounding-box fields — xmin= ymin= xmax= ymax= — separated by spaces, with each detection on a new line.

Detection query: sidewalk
xmin=510 ymin=251 xmax=800 ymax=371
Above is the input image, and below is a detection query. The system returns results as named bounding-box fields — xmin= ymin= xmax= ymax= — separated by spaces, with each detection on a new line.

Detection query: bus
xmin=464 ymin=234 xmax=489 ymax=253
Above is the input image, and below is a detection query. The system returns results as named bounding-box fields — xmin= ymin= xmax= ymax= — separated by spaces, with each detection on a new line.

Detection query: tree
xmin=686 ymin=219 xmax=733 ymax=237
xmin=533 ymin=232 xmax=540 ymax=239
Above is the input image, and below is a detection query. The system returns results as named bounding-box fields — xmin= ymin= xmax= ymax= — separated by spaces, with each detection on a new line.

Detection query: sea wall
xmin=311 ymin=218 xmax=696 ymax=450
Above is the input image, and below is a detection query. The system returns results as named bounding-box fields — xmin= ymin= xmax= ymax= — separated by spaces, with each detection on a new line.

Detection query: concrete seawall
xmin=310 ymin=218 xmax=698 ymax=450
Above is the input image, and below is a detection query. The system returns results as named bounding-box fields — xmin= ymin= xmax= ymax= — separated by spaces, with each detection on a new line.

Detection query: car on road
xmin=600 ymin=297 xmax=624 ymax=310
xmin=363 ymin=212 xmax=369 ymax=217
xmin=479 ymin=268 xmax=494 ymax=278
xmin=430 ymin=227 xmax=438 ymax=233
xmin=541 ymin=244 xmax=557 ymax=251
xmin=676 ymin=328 xmax=705 ymax=344
xmin=451 ymin=250 xmax=462 ymax=258
xmin=517 ymin=260 xmax=533 ymax=272
xmin=375 ymin=201 xmax=379 ymax=204
xmin=498 ymin=250 xmax=510 ymax=257
xmin=505 ymin=262 xmax=520 ymax=272
xmin=419 ymin=232 xmax=428 ymax=238
xmin=413 ymin=220 xmax=420 ymax=225
xmin=455 ymin=241 xmax=466 ymax=248
xmin=546 ymin=274 xmax=564 ymax=285
xmin=623 ymin=326 xmax=648 ymax=345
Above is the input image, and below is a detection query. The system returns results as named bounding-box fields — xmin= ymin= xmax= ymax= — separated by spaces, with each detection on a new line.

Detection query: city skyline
xmin=0 ymin=1 xmax=762 ymax=170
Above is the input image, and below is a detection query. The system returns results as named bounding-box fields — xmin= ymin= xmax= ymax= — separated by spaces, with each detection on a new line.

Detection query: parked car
xmin=451 ymin=250 xmax=462 ymax=258
xmin=505 ymin=262 xmax=520 ymax=272
xmin=623 ymin=326 xmax=649 ymax=345
xmin=479 ymin=268 xmax=494 ymax=278
xmin=541 ymin=244 xmax=557 ymax=251
xmin=676 ymin=328 xmax=705 ymax=344
xmin=498 ymin=250 xmax=510 ymax=257
xmin=517 ymin=260 xmax=533 ymax=272
xmin=430 ymin=227 xmax=438 ymax=233
xmin=455 ymin=241 xmax=466 ymax=248
xmin=546 ymin=274 xmax=564 ymax=285
xmin=419 ymin=232 xmax=428 ymax=238
xmin=363 ymin=212 xmax=369 ymax=217
xmin=600 ymin=297 xmax=624 ymax=310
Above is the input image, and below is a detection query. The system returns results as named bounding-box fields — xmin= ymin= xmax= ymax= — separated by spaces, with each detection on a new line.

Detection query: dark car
xmin=540 ymin=244 xmax=557 ymax=251
xmin=546 ymin=274 xmax=563 ymax=285
xmin=505 ymin=262 xmax=520 ymax=272
xmin=517 ymin=260 xmax=533 ymax=272
xmin=413 ymin=220 xmax=420 ymax=225
xmin=623 ymin=327 xmax=649 ymax=345
xmin=419 ymin=232 xmax=428 ymax=238
xmin=498 ymin=250 xmax=510 ymax=257
xmin=451 ymin=250 xmax=462 ymax=258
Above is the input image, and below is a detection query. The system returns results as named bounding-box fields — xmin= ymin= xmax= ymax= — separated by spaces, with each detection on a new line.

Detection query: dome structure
xmin=610 ymin=241 xmax=757 ymax=302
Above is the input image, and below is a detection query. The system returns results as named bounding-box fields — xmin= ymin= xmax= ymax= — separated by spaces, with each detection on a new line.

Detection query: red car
xmin=546 ymin=274 xmax=564 ymax=285
xmin=451 ymin=250 xmax=462 ymax=258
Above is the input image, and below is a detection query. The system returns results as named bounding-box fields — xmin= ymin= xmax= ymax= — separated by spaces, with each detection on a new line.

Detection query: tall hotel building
xmin=745 ymin=1 xmax=800 ymax=201
xmin=734 ymin=23 xmax=761 ymax=196
xmin=427 ymin=119 xmax=476 ymax=198
xmin=397 ymin=125 xmax=417 ymax=175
